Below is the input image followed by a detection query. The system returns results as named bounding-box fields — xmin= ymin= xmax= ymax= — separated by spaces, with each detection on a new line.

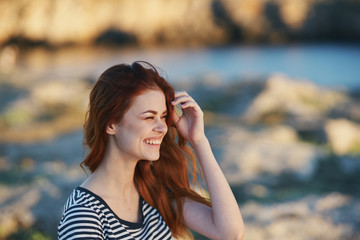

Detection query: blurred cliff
xmin=1 ymin=0 xmax=360 ymax=48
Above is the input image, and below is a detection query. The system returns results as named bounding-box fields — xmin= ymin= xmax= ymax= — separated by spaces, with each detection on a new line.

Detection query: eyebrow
xmin=141 ymin=110 xmax=168 ymax=115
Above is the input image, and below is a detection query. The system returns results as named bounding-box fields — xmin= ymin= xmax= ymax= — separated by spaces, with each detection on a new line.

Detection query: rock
xmin=0 ymin=44 xmax=19 ymax=72
xmin=243 ymin=74 xmax=348 ymax=124
xmin=210 ymin=124 xmax=323 ymax=184
xmin=315 ymin=192 xmax=350 ymax=212
xmin=325 ymin=118 xmax=360 ymax=155
xmin=0 ymin=187 xmax=40 ymax=238
xmin=0 ymin=79 xmax=90 ymax=142
xmin=31 ymin=79 xmax=90 ymax=108
xmin=331 ymin=100 xmax=360 ymax=122
xmin=242 ymin=193 xmax=359 ymax=240
xmin=0 ymin=175 xmax=84 ymax=238
xmin=1 ymin=0 xmax=360 ymax=47
xmin=0 ymin=0 xmax=226 ymax=47
xmin=278 ymin=0 xmax=310 ymax=29
xmin=0 ymin=130 xmax=85 ymax=238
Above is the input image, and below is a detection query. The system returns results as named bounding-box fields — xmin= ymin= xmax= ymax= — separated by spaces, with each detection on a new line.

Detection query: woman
xmin=58 ymin=61 xmax=245 ymax=240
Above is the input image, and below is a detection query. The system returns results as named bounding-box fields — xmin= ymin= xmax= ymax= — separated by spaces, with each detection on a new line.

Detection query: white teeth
xmin=145 ymin=139 xmax=161 ymax=145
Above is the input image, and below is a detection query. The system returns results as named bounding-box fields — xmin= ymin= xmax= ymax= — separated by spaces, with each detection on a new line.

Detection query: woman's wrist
xmin=189 ymin=134 xmax=209 ymax=152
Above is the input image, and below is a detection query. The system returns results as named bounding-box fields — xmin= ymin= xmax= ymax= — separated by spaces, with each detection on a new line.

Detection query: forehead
xmin=130 ymin=89 xmax=167 ymax=112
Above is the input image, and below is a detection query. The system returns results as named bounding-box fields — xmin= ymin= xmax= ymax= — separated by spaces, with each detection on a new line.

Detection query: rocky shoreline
xmin=1 ymin=0 xmax=360 ymax=48
xmin=0 ymin=73 xmax=360 ymax=239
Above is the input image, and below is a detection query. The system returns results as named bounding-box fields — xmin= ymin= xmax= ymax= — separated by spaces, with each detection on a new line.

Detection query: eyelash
xmin=145 ymin=115 xmax=168 ymax=120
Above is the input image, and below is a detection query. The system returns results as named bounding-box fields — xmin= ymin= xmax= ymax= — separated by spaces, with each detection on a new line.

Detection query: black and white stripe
xmin=58 ymin=187 xmax=173 ymax=240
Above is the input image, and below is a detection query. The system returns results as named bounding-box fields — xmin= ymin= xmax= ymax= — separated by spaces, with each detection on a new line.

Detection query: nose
xmin=154 ymin=118 xmax=168 ymax=134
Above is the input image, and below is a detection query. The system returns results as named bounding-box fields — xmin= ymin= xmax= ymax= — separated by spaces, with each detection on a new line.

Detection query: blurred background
xmin=0 ymin=0 xmax=360 ymax=239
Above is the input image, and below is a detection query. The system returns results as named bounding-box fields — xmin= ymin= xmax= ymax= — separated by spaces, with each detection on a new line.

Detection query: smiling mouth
xmin=144 ymin=139 xmax=162 ymax=145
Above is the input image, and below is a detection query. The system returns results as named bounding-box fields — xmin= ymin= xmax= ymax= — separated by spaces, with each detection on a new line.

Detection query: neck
xmin=82 ymin=141 xmax=139 ymax=200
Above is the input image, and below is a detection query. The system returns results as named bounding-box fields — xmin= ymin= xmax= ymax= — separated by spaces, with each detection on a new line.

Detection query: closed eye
xmin=145 ymin=115 xmax=167 ymax=120
xmin=142 ymin=110 xmax=168 ymax=120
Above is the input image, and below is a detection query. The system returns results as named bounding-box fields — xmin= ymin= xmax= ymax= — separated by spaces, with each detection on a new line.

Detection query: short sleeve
xmin=58 ymin=205 xmax=104 ymax=240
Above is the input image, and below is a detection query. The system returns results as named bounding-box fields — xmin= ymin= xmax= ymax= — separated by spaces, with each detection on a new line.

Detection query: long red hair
xmin=81 ymin=61 xmax=210 ymax=239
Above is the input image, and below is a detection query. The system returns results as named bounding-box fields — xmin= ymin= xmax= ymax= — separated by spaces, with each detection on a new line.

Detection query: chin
xmin=146 ymin=154 xmax=160 ymax=161
xmin=148 ymin=156 xmax=160 ymax=161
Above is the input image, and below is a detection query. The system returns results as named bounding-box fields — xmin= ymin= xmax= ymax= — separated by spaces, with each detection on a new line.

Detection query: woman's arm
xmin=58 ymin=205 xmax=105 ymax=240
xmin=172 ymin=91 xmax=245 ymax=240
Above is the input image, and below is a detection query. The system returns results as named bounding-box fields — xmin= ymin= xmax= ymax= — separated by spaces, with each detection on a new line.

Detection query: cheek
xmin=120 ymin=123 xmax=148 ymax=142
xmin=116 ymin=125 xmax=135 ymax=142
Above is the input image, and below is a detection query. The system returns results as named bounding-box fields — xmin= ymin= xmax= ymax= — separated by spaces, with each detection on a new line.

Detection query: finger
xmin=180 ymin=101 xmax=201 ymax=111
xmin=172 ymin=95 xmax=195 ymax=105
xmin=174 ymin=91 xmax=189 ymax=98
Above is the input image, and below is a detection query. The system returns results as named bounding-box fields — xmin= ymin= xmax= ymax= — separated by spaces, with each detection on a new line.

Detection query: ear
xmin=106 ymin=122 xmax=116 ymax=135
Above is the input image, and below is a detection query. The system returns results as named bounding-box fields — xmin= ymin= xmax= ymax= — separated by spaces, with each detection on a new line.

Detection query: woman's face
xmin=108 ymin=89 xmax=168 ymax=162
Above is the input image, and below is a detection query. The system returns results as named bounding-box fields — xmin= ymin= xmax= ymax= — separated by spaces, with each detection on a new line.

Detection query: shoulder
xmin=61 ymin=187 xmax=103 ymax=218
xmin=142 ymin=199 xmax=162 ymax=218
xmin=58 ymin=188 xmax=104 ymax=240
xmin=141 ymin=200 xmax=173 ymax=238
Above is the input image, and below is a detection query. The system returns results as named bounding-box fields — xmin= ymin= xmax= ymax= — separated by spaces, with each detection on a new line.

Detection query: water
xmin=18 ymin=43 xmax=360 ymax=89
xmin=140 ymin=44 xmax=360 ymax=88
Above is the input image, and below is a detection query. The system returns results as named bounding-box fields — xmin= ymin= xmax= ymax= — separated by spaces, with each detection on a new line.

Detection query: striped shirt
xmin=58 ymin=187 xmax=173 ymax=240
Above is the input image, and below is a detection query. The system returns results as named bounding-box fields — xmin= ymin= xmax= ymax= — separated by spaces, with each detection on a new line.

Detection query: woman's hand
xmin=171 ymin=91 xmax=206 ymax=146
